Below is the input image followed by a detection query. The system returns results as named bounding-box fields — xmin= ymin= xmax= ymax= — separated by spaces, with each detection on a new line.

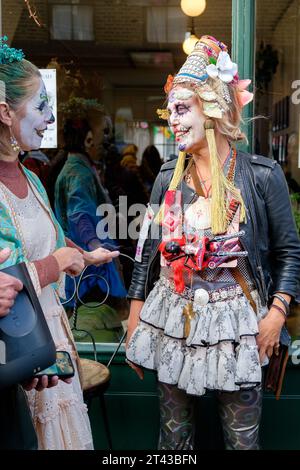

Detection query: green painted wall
xmin=232 ymin=0 xmax=256 ymax=153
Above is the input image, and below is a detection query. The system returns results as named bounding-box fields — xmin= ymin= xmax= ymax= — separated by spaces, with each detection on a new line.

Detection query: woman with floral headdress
xmin=0 ymin=37 xmax=120 ymax=449
xmin=125 ymin=36 xmax=300 ymax=450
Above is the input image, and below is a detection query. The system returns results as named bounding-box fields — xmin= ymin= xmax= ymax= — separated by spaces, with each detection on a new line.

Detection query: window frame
xmin=146 ymin=5 xmax=187 ymax=44
xmin=49 ymin=2 xmax=95 ymax=42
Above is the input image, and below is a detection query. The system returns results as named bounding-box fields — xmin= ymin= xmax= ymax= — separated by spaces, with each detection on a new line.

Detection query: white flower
xmin=206 ymin=51 xmax=238 ymax=83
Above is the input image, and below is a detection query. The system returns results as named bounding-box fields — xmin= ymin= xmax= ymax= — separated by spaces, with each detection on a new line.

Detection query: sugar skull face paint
xmin=14 ymin=77 xmax=54 ymax=151
xmin=167 ymin=86 xmax=206 ymax=153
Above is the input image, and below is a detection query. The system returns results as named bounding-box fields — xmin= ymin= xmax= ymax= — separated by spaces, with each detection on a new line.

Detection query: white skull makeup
xmin=16 ymin=77 xmax=54 ymax=151
xmin=167 ymin=86 xmax=206 ymax=153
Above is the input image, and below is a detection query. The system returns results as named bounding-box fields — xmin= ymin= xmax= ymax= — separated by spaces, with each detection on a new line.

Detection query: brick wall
xmin=95 ymin=0 xmax=144 ymax=46
xmin=3 ymin=0 xmax=48 ymax=42
xmin=0 ymin=0 xmax=232 ymax=125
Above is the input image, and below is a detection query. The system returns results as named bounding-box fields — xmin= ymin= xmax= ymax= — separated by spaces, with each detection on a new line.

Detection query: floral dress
xmin=0 ymin=183 xmax=93 ymax=450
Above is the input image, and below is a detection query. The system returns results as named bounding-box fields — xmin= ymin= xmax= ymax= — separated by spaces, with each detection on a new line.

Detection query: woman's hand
xmin=256 ymin=307 xmax=286 ymax=363
xmin=0 ymin=248 xmax=23 ymax=317
xmin=53 ymin=247 xmax=85 ymax=276
xmin=22 ymin=375 xmax=72 ymax=392
xmin=83 ymin=247 xmax=120 ymax=267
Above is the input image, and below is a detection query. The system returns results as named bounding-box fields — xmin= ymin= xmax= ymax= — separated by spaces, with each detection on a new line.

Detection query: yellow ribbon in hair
xmin=154 ymin=150 xmax=186 ymax=225
xmin=204 ymin=119 xmax=246 ymax=234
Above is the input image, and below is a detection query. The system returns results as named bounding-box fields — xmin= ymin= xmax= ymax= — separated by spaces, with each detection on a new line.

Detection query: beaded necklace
xmin=185 ymin=147 xmax=237 ymax=199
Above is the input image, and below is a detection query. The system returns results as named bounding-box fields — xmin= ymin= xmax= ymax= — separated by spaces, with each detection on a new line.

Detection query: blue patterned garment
xmin=54 ymin=153 xmax=127 ymax=301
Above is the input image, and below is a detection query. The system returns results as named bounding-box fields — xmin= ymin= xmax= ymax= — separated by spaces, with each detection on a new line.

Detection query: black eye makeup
xmin=167 ymin=101 xmax=190 ymax=119
xmin=176 ymin=103 xmax=190 ymax=115
xmin=37 ymin=101 xmax=46 ymax=112
xmin=36 ymin=91 xmax=50 ymax=113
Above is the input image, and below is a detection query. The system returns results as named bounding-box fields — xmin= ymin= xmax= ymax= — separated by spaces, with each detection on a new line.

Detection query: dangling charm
xmin=183 ymin=303 xmax=195 ymax=338
xmin=10 ymin=135 xmax=20 ymax=153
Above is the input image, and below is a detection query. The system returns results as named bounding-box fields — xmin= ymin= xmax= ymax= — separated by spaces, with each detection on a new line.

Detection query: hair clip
xmin=156 ymin=108 xmax=170 ymax=120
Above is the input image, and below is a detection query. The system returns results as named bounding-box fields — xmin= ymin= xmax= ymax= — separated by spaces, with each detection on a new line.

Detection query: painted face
xmin=14 ymin=77 xmax=55 ymax=151
xmin=87 ymin=120 xmax=104 ymax=162
xmin=167 ymin=86 xmax=206 ymax=153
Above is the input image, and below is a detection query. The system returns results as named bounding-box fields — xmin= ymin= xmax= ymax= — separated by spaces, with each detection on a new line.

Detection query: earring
xmin=10 ymin=134 xmax=20 ymax=153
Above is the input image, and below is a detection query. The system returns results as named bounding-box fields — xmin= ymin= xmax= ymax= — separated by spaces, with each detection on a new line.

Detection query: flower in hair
xmin=206 ymin=51 xmax=238 ymax=84
xmin=59 ymin=97 xmax=104 ymax=119
xmin=164 ymin=74 xmax=174 ymax=94
xmin=236 ymin=79 xmax=254 ymax=108
xmin=0 ymin=36 xmax=25 ymax=64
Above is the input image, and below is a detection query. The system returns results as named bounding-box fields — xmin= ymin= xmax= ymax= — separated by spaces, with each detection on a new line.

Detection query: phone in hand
xmin=34 ymin=351 xmax=75 ymax=379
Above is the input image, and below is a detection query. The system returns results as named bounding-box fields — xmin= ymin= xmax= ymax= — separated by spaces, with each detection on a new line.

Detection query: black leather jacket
xmin=128 ymin=151 xmax=300 ymax=307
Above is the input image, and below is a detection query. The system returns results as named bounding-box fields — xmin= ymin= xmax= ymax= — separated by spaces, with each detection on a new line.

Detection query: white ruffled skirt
xmin=126 ymin=278 xmax=268 ymax=396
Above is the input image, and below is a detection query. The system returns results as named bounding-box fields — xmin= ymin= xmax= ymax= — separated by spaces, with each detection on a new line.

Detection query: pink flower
xmin=236 ymin=79 xmax=254 ymax=107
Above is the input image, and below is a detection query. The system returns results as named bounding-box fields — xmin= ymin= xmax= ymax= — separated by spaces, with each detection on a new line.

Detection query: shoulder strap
xmin=231 ymin=268 xmax=257 ymax=314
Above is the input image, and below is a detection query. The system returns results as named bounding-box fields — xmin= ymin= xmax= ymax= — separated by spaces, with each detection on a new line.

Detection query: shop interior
xmin=2 ymin=0 xmax=300 ymax=339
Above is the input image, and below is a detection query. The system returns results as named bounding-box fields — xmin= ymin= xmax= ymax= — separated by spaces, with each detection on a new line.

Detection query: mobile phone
xmin=34 ymin=351 xmax=75 ymax=378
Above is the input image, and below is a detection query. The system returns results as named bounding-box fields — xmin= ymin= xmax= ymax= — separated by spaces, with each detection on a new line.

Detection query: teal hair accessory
xmin=0 ymin=36 xmax=25 ymax=65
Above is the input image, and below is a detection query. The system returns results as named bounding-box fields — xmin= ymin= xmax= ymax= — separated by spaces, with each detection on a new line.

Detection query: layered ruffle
xmin=26 ymin=285 xmax=94 ymax=450
xmin=28 ymin=388 xmax=93 ymax=449
xmin=126 ymin=278 xmax=268 ymax=395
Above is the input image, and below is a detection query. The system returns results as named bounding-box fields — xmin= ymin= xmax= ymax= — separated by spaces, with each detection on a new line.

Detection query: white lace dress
xmin=2 ymin=184 xmax=94 ymax=450
xmin=127 ymin=196 xmax=269 ymax=396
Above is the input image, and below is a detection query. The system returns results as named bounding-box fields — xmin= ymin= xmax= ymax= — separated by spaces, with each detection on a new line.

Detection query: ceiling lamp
xmin=181 ymin=0 xmax=206 ymax=17
xmin=182 ymin=17 xmax=199 ymax=55
xmin=182 ymin=32 xmax=199 ymax=55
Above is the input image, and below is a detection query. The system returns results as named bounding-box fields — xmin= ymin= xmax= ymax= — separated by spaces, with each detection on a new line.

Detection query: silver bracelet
xmin=272 ymin=293 xmax=290 ymax=316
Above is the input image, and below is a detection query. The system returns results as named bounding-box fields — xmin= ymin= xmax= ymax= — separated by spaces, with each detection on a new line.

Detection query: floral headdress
xmin=155 ymin=35 xmax=251 ymax=234
xmin=58 ymin=97 xmax=104 ymax=120
xmin=172 ymin=35 xmax=253 ymax=119
xmin=0 ymin=36 xmax=25 ymax=64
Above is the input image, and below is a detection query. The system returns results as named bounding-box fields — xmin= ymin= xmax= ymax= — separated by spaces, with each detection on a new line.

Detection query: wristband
xmin=270 ymin=303 xmax=287 ymax=321
xmin=272 ymin=293 xmax=290 ymax=316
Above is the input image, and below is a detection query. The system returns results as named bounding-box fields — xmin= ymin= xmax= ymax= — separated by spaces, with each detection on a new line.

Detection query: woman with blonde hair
xmin=125 ymin=35 xmax=300 ymax=450
xmin=0 ymin=37 xmax=119 ymax=449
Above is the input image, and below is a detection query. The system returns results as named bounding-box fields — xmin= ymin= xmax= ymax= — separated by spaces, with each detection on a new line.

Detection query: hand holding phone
xmin=34 ymin=351 xmax=75 ymax=379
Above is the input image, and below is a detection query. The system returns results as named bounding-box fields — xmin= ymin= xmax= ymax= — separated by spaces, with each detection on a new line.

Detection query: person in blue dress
xmin=55 ymin=98 xmax=127 ymax=304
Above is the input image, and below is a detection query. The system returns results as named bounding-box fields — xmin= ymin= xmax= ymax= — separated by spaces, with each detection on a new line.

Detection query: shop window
xmin=147 ymin=6 xmax=186 ymax=43
xmin=255 ymin=0 xmax=300 ymax=190
xmin=153 ymin=125 xmax=176 ymax=161
xmin=51 ymin=4 xmax=94 ymax=40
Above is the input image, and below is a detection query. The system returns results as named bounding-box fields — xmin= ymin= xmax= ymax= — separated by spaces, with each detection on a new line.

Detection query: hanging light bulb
xmin=182 ymin=32 xmax=199 ymax=55
xmin=181 ymin=0 xmax=206 ymax=17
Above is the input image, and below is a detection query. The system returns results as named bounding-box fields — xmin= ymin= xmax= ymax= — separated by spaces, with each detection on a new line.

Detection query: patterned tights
xmin=158 ymin=382 xmax=262 ymax=450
